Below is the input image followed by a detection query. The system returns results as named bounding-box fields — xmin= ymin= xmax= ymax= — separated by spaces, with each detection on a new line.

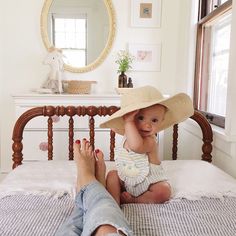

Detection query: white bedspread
xmin=1 ymin=160 xmax=236 ymax=200
xmin=0 ymin=161 xmax=77 ymax=198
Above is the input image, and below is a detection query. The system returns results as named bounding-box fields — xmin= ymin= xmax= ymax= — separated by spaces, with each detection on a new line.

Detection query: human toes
xmin=73 ymin=140 xmax=81 ymax=161
xmin=81 ymin=138 xmax=88 ymax=150
xmin=94 ymin=149 xmax=105 ymax=171
xmin=95 ymin=149 xmax=104 ymax=160
xmin=79 ymin=138 xmax=91 ymax=155
xmin=94 ymin=149 xmax=106 ymax=186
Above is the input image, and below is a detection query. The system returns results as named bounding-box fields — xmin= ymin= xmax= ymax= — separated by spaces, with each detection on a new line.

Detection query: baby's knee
xmin=158 ymin=183 xmax=171 ymax=202
xmin=152 ymin=182 xmax=171 ymax=203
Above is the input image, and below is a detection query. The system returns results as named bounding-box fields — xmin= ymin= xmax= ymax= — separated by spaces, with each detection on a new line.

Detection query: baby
xmin=100 ymin=86 xmax=194 ymax=205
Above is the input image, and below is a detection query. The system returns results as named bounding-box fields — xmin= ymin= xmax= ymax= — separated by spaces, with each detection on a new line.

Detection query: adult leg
xmin=77 ymin=144 xmax=132 ymax=236
xmin=56 ymin=140 xmax=133 ymax=236
xmin=55 ymin=139 xmax=95 ymax=236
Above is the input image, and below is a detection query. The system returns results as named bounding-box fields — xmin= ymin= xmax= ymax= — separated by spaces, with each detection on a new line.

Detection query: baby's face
xmin=134 ymin=104 xmax=166 ymax=137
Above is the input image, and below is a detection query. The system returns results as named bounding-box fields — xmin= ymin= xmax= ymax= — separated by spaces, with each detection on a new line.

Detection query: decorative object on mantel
xmin=62 ymin=80 xmax=97 ymax=94
xmin=115 ymin=50 xmax=135 ymax=88
xmin=41 ymin=47 xmax=65 ymax=94
xmin=127 ymin=77 xmax=133 ymax=88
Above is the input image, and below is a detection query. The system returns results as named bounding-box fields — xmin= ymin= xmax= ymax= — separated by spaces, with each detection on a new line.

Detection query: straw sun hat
xmin=100 ymin=86 xmax=194 ymax=135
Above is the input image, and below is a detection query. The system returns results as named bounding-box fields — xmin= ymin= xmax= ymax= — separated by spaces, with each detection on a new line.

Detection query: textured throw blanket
xmin=1 ymin=194 xmax=236 ymax=236
xmin=122 ymin=197 xmax=236 ymax=236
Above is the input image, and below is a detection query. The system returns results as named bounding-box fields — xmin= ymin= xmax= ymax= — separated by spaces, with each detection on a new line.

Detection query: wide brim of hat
xmin=100 ymin=93 xmax=194 ymax=135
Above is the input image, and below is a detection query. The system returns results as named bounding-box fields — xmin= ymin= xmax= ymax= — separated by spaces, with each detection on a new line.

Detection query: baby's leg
xmin=121 ymin=181 xmax=171 ymax=204
xmin=106 ymin=170 xmax=122 ymax=205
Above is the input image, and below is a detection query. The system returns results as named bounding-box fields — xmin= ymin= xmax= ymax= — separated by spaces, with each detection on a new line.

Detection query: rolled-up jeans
xmin=56 ymin=180 xmax=133 ymax=236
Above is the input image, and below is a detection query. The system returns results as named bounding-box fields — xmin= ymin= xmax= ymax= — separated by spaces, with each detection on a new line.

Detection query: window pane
xmin=54 ymin=19 xmax=64 ymax=31
xmin=55 ymin=32 xmax=65 ymax=48
xmin=63 ymin=49 xmax=86 ymax=67
xmin=207 ymin=12 xmax=231 ymax=116
xmin=199 ymin=11 xmax=231 ymax=117
xmin=53 ymin=16 xmax=87 ymax=65
xmin=208 ymin=53 xmax=229 ymax=115
xmin=75 ymin=32 xmax=86 ymax=48
xmin=221 ymin=0 xmax=228 ymax=4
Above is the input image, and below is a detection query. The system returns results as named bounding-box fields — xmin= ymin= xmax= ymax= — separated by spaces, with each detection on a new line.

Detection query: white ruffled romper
xmin=115 ymin=138 xmax=168 ymax=197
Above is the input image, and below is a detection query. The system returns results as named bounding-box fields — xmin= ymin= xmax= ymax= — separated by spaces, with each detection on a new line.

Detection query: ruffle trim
xmin=115 ymin=147 xmax=150 ymax=186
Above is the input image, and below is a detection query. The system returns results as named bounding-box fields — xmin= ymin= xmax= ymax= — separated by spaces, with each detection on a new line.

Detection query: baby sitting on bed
xmin=100 ymin=86 xmax=194 ymax=205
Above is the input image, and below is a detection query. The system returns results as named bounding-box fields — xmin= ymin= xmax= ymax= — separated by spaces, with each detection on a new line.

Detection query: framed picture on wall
xmin=131 ymin=0 xmax=162 ymax=27
xmin=128 ymin=43 xmax=161 ymax=71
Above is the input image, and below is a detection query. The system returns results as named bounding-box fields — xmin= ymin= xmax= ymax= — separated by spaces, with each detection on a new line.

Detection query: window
xmin=198 ymin=0 xmax=230 ymax=19
xmin=52 ymin=14 xmax=87 ymax=67
xmin=194 ymin=0 xmax=232 ymax=128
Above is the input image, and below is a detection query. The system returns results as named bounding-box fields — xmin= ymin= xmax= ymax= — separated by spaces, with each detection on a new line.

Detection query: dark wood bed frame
xmin=12 ymin=106 xmax=213 ymax=169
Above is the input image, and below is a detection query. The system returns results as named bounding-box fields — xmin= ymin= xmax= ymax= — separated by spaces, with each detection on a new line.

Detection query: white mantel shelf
xmin=12 ymin=93 xmax=121 ymax=107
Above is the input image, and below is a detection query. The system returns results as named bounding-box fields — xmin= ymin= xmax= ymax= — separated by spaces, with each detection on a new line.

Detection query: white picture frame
xmin=131 ymin=0 xmax=162 ymax=28
xmin=128 ymin=43 xmax=161 ymax=71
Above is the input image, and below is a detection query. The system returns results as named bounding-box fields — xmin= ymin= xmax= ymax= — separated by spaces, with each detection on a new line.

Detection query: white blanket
xmin=1 ymin=160 xmax=236 ymax=200
xmin=163 ymin=160 xmax=236 ymax=200
xmin=0 ymin=161 xmax=77 ymax=198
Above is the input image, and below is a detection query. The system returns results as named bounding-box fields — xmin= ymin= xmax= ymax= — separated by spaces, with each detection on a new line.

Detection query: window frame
xmin=51 ymin=14 xmax=88 ymax=67
xmin=194 ymin=0 xmax=232 ymax=128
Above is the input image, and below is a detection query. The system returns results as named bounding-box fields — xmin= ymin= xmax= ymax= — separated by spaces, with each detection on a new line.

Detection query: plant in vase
xmin=115 ymin=50 xmax=135 ymax=88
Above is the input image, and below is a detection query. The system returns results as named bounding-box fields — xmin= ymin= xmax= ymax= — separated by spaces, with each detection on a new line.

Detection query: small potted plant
xmin=115 ymin=50 xmax=134 ymax=88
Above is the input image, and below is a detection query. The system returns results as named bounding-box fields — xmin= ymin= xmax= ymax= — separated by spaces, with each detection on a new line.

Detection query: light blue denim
xmin=56 ymin=180 xmax=133 ymax=236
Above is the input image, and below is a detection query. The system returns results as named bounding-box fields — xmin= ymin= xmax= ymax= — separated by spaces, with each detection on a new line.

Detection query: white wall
xmin=1 ymin=0 xmax=235 ymax=177
xmin=1 ymin=0 xmax=191 ymax=172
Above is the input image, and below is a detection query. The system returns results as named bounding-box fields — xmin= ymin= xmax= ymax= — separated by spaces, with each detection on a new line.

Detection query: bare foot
xmin=94 ymin=149 xmax=106 ymax=187
xmin=74 ymin=139 xmax=96 ymax=192
xmin=121 ymin=191 xmax=136 ymax=204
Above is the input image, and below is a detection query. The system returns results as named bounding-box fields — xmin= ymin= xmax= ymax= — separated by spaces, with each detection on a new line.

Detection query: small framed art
xmin=128 ymin=43 xmax=161 ymax=71
xmin=131 ymin=0 xmax=162 ymax=28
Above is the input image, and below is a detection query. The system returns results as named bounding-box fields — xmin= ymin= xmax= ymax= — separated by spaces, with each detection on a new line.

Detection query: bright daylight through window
xmin=52 ymin=16 xmax=87 ymax=67
xmin=194 ymin=0 xmax=232 ymax=128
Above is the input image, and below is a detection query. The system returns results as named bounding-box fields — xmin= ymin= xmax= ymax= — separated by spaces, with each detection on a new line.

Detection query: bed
xmin=1 ymin=105 xmax=236 ymax=236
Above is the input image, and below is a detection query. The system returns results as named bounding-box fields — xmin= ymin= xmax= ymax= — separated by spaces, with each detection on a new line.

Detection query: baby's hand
xmin=123 ymin=110 xmax=139 ymax=123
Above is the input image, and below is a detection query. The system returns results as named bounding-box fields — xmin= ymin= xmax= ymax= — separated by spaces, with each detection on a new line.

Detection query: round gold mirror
xmin=41 ymin=0 xmax=116 ymax=73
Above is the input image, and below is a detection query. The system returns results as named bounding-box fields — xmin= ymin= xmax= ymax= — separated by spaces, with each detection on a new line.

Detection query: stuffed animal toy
xmin=41 ymin=47 xmax=64 ymax=93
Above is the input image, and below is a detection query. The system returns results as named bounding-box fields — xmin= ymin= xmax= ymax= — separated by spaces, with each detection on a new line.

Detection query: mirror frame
xmin=40 ymin=0 xmax=116 ymax=73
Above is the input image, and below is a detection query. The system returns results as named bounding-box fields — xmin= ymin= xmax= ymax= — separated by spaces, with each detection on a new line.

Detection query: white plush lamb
xmin=41 ymin=47 xmax=64 ymax=93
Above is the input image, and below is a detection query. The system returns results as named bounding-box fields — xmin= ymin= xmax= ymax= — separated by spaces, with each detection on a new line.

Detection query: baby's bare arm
xmin=123 ymin=111 xmax=154 ymax=153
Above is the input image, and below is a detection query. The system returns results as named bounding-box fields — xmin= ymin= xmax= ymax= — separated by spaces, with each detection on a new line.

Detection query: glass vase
xmin=118 ymin=72 xmax=127 ymax=88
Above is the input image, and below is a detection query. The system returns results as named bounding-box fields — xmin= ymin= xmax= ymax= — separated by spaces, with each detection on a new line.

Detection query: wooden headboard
xmin=12 ymin=106 xmax=213 ymax=169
